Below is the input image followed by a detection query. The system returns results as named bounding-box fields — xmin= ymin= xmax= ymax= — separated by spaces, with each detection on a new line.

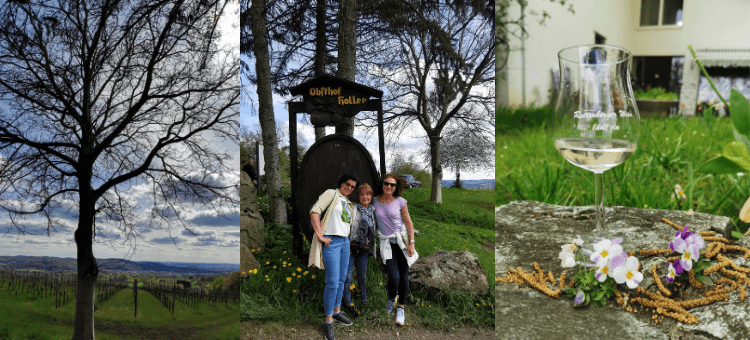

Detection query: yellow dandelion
xmin=257 ymin=248 xmax=261 ymax=251
xmin=312 ymin=275 xmax=316 ymax=279
xmin=273 ymin=266 xmax=277 ymax=269
xmin=476 ymin=303 xmax=479 ymax=307
xmin=292 ymin=273 xmax=296 ymax=277
xmin=286 ymin=277 xmax=292 ymax=283
xmin=429 ymin=305 xmax=431 ymax=308
xmin=266 ymin=261 xmax=270 ymax=265
xmin=350 ymin=284 xmax=355 ymax=290
xmin=293 ymin=290 xmax=297 ymax=293
xmin=242 ymin=272 xmax=246 ymax=275
xmin=350 ymin=303 xmax=354 ymax=307
xmin=379 ymin=282 xmax=383 ymax=286
xmin=266 ymin=278 xmax=270 ymax=281
xmin=253 ymin=269 xmax=258 ymax=274
xmin=283 ymin=251 xmax=287 ymax=254
xmin=303 ymin=271 xmax=309 ymax=275
xmin=251 ymin=249 xmax=255 ymax=252
xmin=265 ymin=275 xmax=268 ymax=278
xmin=297 ymin=267 xmax=302 ymax=272
xmin=283 ymin=261 xmax=287 ymax=265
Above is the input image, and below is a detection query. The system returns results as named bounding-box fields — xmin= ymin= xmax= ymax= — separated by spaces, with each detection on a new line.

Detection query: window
xmin=640 ymin=0 xmax=683 ymax=27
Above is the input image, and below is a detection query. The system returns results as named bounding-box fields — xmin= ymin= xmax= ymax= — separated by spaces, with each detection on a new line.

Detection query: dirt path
xmin=242 ymin=321 xmax=494 ymax=340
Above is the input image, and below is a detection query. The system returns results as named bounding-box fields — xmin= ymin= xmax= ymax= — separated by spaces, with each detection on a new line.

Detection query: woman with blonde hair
xmin=373 ymin=174 xmax=417 ymax=326
xmin=342 ymin=183 xmax=377 ymax=316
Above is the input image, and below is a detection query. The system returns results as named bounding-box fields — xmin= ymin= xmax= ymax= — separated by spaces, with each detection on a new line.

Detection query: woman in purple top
xmin=373 ymin=173 xmax=416 ymax=326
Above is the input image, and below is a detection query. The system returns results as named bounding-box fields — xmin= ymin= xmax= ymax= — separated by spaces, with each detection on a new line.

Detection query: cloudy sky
xmin=0 ymin=3 xmax=241 ymax=265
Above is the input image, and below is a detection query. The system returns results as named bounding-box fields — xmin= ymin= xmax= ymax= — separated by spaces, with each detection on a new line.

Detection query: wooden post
xmin=133 ymin=278 xmax=138 ymax=318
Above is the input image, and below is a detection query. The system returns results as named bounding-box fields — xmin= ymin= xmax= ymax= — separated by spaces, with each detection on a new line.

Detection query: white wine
xmin=554 ymin=138 xmax=636 ymax=172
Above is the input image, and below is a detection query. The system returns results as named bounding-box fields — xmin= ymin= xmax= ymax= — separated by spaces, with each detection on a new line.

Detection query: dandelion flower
xmin=312 ymin=275 xmax=316 ymax=279
xmin=283 ymin=251 xmax=287 ymax=254
xmin=293 ymin=290 xmax=297 ymax=293
xmin=266 ymin=278 xmax=270 ymax=281
xmin=303 ymin=271 xmax=308 ymax=275
xmin=297 ymin=267 xmax=302 ymax=272
xmin=266 ymin=262 xmax=270 ymax=265
xmin=350 ymin=284 xmax=355 ymax=290
xmin=286 ymin=277 xmax=292 ymax=283
xmin=273 ymin=266 xmax=277 ymax=269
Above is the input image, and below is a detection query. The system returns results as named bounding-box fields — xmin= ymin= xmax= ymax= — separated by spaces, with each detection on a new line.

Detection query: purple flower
xmin=574 ymin=288 xmax=585 ymax=305
xmin=675 ymin=226 xmax=693 ymax=240
xmin=673 ymin=259 xmax=684 ymax=276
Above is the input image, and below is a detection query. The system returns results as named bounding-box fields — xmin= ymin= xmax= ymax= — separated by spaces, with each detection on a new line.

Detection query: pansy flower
xmin=590 ymin=239 xmax=623 ymax=265
xmin=574 ymin=288 xmax=585 ymax=305
xmin=671 ymin=237 xmax=700 ymax=271
xmin=612 ymin=256 xmax=643 ymax=289
xmin=666 ymin=262 xmax=677 ymax=282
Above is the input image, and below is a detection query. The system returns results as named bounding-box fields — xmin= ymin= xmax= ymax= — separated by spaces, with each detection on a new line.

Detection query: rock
xmin=496 ymin=200 xmax=750 ymax=340
xmin=241 ymin=244 xmax=260 ymax=272
xmin=409 ymin=250 xmax=489 ymax=295
xmin=240 ymin=171 xmax=264 ymax=271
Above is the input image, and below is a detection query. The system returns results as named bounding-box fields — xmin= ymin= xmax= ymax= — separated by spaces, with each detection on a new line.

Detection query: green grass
xmin=496 ymin=106 xmax=750 ymax=235
xmin=0 ymin=279 xmax=238 ymax=339
xmin=242 ymin=187 xmax=494 ymax=330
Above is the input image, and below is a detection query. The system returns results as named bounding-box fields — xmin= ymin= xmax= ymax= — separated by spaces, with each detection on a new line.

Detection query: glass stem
xmin=594 ymin=171 xmax=605 ymax=231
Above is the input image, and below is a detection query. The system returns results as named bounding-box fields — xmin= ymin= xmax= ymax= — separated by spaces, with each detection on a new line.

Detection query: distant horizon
xmin=0 ymin=254 xmax=239 ymax=266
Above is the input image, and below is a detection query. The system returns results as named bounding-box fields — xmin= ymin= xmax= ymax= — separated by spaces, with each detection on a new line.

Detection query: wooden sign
xmin=290 ymin=74 xmax=383 ymax=127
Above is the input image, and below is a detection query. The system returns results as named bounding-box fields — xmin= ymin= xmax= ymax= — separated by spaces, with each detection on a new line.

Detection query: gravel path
xmin=242 ymin=321 xmax=494 ymax=340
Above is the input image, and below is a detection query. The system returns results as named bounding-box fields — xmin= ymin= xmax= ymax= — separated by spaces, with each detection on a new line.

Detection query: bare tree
xmin=366 ymin=0 xmax=494 ymax=203
xmin=0 ymin=1 xmax=238 ymax=338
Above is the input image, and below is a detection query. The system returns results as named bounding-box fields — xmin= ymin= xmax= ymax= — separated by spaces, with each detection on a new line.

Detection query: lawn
xmin=242 ymin=187 xmax=495 ymax=330
xmin=496 ymin=106 xmax=750 ymax=236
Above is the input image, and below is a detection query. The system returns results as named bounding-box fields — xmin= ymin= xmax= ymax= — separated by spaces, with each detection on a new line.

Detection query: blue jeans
xmin=321 ymin=236 xmax=350 ymax=316
xmin=343 ymin=248 xmax=369 ymax=305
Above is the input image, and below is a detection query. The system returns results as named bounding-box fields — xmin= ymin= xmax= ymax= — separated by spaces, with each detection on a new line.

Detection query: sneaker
xmin=385 ymin=299 xmax=395 ymax=315
xmin=332 ymin=312 xmax=352 ymax=326
xmin=324 ymin=323 xmax=335 ymax=340
xmin=343 ymin=303 xmax=360 ymax=317
xmin=395 ymin=307 xmax=405 ymax=326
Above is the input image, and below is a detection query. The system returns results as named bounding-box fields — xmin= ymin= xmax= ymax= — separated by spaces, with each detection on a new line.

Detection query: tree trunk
xmin=252 ymin=0 xmax=287 ymax=226
xmin=429 ymin=135 xmax=443 ymax=203
xmin=71 ymin=193 xmax=98 ymax=339
xmin=314 ymin=0 xmax=327 ymax=141
xmin=335 ymin=0 xmax=356 ymax=137
xmin=455 ymin=162 xmax=462 ymax=189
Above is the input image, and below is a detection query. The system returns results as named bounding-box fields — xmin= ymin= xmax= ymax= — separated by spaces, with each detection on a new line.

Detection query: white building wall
xmin=498 ymin=0 xmax=750 ymax=108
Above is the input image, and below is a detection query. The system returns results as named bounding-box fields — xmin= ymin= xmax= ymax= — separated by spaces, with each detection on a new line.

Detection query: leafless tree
xmin=0 ymin=1 xmax=239 ymax=338
xmin=365 ymin=0 xmax=494 ymax=203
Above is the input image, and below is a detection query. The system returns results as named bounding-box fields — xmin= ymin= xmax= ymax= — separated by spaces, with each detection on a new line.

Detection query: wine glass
xmin=552 ymin=45 xmax=641 ymax=236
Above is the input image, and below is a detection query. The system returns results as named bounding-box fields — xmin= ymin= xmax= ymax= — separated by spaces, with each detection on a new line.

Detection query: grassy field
xmin=242 ymin=187 xmax=494 ymax=330
xmin=496 ymin=106 xmax=750 ymax=236
xmin=0 ymin=282 xmax=239 ymax=339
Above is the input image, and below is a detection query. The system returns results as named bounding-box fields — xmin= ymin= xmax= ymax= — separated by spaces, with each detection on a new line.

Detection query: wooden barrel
xmin=297 ymin=134 xmax=379 ymax=240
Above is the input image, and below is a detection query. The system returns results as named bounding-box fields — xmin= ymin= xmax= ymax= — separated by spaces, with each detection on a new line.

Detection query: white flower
xmin=612 ymin=256 xmax=643 ymax=289
xmin=594 ymin=261 xmax=611 ymax=282
xmin=590 ymin=239 xmax=623 ymax=265
xmin=670 ymin=184 xmax=686 ymax=201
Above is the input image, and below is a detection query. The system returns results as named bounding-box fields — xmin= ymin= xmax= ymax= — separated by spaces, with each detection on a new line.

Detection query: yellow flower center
xmin=602 ymin=266 xmax=608 ymax=275
xmin=601 ymin=250 xmax=608 ymax=258
xmin=626 ymin=271 xmax=633 ymax=280
xmin=685 ymin=252 xmax=691 ymax=261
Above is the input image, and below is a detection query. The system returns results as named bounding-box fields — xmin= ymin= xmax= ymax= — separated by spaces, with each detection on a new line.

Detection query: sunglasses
xmin=344 ymin=183 xmax=356 ymax=189
xmin=383 ymin=182 xmax=397 ymax=187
